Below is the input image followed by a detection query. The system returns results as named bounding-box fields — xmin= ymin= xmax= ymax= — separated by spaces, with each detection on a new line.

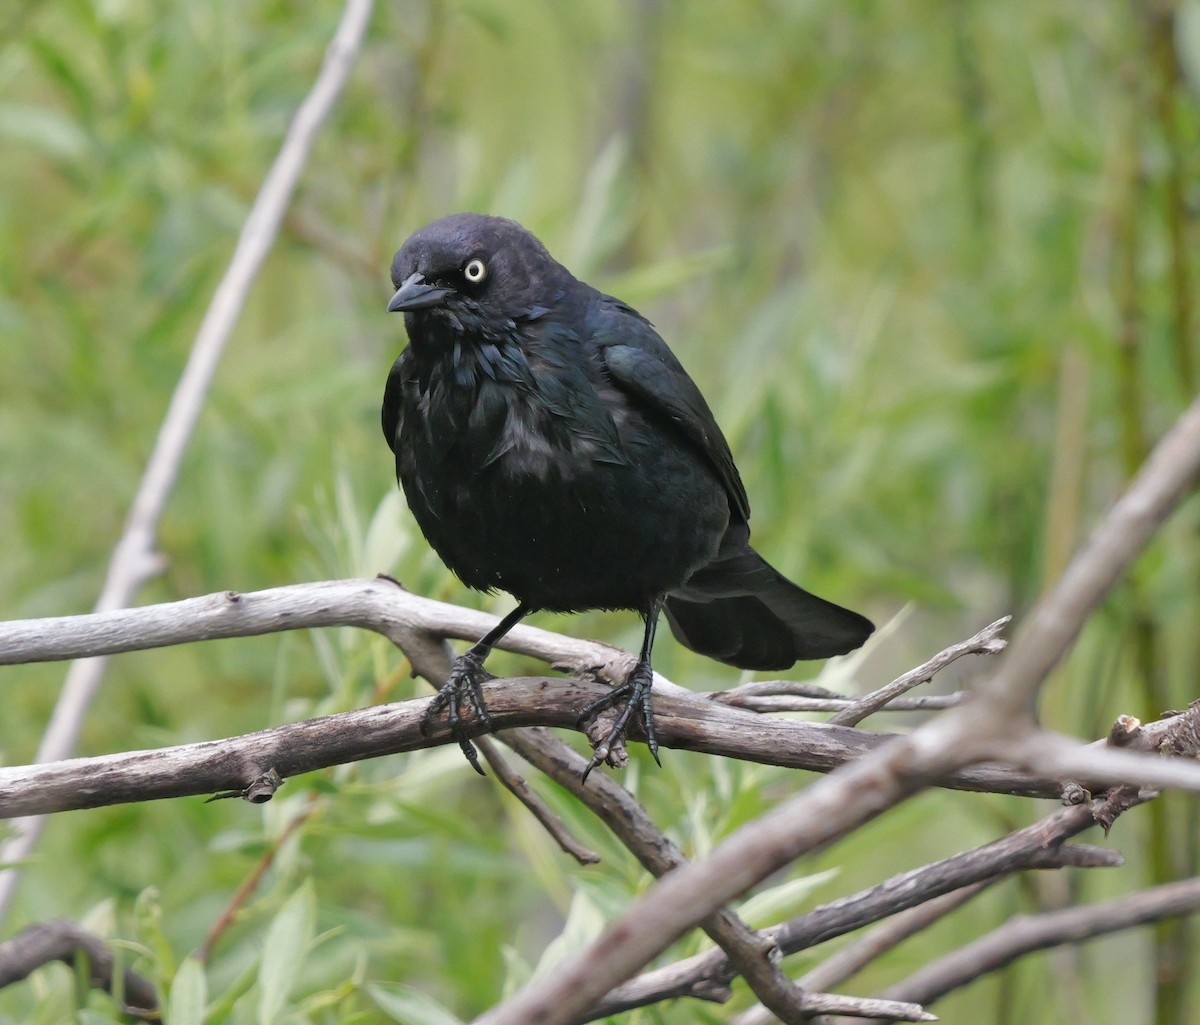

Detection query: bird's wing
xmin=596 ymin=300 xmax=751 ymax=522
xmin=381 ymin=350 xmax=411 ymax=457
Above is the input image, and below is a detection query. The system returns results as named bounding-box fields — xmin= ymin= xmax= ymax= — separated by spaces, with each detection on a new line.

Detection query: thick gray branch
xmin=9 ymin=677 xmax=1200 ymax=822
xmin=9 ymin=679 xmax=1200 ymax=821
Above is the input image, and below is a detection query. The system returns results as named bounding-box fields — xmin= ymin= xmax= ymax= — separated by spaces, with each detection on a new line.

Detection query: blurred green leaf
xmin=735 ymin=868 xmax=839 ymax=929
xmin=168 ymin=956 xmax=207 ymax=1025
xmin=257 ymin=879 xmax=316 ymax=1024
xmin=528 ymin=888 xmax=606 ymax=982
xmin=0 ymin=101 xmax=91 ymax=161
xmin=366 ymin=982 xmax=465 ymax=1025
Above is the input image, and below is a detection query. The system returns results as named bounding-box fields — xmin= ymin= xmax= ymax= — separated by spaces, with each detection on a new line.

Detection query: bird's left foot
xmin=577 ymin=660 xmax=660 ymax=782
xmin=423 ymin=651 xmax=495 ymax=775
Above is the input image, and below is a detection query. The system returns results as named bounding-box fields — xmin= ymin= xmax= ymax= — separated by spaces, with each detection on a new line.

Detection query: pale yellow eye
xmin=464 ymin=258 xmax=487 ymax=283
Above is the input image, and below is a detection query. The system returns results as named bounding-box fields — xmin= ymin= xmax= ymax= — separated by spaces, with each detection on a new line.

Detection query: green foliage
xmin=2 ymin=1 xmax=1198 ymax=1022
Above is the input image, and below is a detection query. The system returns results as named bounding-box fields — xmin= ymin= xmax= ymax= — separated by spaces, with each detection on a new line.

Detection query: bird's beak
xmin=387 ymin=272 xmax=451 ymax=312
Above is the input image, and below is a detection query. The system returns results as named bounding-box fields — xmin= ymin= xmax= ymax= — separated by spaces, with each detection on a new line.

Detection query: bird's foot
xmin=577 ymin=659 xmax=660 ymax=782
xmin=422 ymin=651 xmax=496 ymax=776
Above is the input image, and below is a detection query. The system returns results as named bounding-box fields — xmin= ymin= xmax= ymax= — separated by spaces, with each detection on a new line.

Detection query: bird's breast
xmin=406 ymin=349 xmax=621 ymax=485
xmin=397 ymin=351 xmax=729 ymax=610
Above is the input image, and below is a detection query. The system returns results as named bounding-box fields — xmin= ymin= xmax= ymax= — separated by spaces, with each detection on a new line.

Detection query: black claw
xmin=461 ymin=736 xmax=486 ymax=776
xmin=577 ymin=660 xmax=659 ymax=780
xmin=424 ymin=652 xmax=495 ymax=774
xmin=639 ymin=675 xmax=661 ymax=765
xmin=580 ymin=752 xmax=602 ymax=785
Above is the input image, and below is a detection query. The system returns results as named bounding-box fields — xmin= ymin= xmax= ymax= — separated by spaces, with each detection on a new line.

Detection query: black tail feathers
xmin=664 ymin=545 xmax=873 ymax=671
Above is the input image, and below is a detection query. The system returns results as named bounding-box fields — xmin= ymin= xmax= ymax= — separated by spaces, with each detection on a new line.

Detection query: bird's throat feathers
xmin=401 ymin=307 xmax=628 ymax=484
xmin=407 ymin=312 xmax=534 ymax=392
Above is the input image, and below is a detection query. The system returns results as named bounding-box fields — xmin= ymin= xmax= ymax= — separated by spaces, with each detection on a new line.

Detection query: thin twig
xmin=720 ymin=694 xmax=962 ymax=714
xmin=0 ymin=0 xmax=378 ymax=926
xmin=720 ymin=680 xmax=850 ymax=699
xmin=828 ymin=616 xmax=1009 ymax=727
xmin=475 ymin=737 xmax=601 ymax=865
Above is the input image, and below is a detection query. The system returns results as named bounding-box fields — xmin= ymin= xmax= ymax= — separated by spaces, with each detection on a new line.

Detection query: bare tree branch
xmin=860 ymin=875 xmax=1200 ymax=1017
xmin=385 ymin=621 xmax=892 ymax=1023
xmin=0 ymin=919 xmax=159 ymax=1020
xmin=588 ymin=800 xmax=1130 ymax=1020
xmin=975 ymin=393 xmax=1200 ymax=724
xmin=502 ymin=731 xmax=939 ymax=1024
xmin=0 ymin=576 xmax=689 ymax=696
xmin=8 ymin=678 xmax=1200 ymax=821
xmin=828 ymin=616 xmax=1009 ymax=726
xmin=0 ymin=0 xmax=378 ymax=925
xmin=471 ymin=393 xmax=1200 ymax=1025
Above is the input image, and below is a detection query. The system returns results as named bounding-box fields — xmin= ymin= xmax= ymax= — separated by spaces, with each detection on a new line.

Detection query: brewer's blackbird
xmin=383 ymin=213 xmax=872 ymax=778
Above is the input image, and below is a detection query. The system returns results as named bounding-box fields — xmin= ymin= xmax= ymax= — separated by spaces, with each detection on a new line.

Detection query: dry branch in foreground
xmin=473 ymin=393 xmax=1200 ymax=1025
xmin=586 ymin=797 xmax=1132 ymax=1020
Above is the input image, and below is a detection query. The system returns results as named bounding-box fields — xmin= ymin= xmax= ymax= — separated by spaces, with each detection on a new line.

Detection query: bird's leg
xmin=579 ymin=598 xmax=663 ymax=782
xmin=424 ymin=603 xmax=533 ymax=775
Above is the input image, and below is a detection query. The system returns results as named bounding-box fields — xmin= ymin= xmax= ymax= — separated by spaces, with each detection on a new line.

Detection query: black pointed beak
xmin=387 ymin=272 xmax=451 ymax=312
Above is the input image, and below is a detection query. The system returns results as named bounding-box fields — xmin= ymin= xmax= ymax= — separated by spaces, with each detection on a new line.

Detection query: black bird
xmin=382 ymin=213 xmax=872 ymax=778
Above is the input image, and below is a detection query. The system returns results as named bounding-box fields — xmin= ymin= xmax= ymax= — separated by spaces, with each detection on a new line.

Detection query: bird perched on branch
xmin=382 ymin=213 xmax=872 ymax=779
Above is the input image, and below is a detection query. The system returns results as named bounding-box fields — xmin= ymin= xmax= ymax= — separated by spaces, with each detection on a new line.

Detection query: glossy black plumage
xmin=382 ymin=213 xmax=872 ymax=776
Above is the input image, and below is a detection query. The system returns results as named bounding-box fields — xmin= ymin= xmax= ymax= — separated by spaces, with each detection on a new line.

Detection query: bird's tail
xmin=663 ymin=542 xmax=873 ymax=671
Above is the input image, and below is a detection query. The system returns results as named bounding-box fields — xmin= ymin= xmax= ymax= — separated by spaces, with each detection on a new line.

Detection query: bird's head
xmin=387 ymin=213 xmax=570 ymax=340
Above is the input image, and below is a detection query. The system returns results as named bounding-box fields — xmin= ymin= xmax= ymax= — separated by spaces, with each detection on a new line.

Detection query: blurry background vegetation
xmin=2 ymin=1 xmax=1199 ymax=1022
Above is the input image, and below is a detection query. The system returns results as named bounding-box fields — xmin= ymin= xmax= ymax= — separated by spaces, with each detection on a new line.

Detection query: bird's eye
xmin=463 ymin=258 xmax=487 ymax=283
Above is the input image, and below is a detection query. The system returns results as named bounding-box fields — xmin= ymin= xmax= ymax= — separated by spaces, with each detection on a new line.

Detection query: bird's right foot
xmin=577 ymin=659 xmax=660 ymax=783
xmin=422 ymin=651 xmax=495 ymax=775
